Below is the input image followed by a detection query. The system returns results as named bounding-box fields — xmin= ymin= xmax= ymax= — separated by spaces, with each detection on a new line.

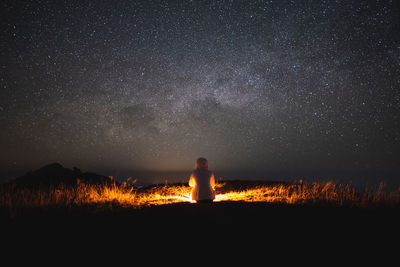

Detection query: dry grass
xmin=1 ymin=180 xmax=399 ymax=217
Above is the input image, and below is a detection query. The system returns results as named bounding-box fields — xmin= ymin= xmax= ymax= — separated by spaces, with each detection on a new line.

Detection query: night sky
xmin=1 ymin=1 xmax=400 ymax=180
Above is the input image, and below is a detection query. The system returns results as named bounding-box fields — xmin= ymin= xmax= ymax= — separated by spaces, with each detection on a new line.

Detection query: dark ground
xmin=3 ymin=200 xmax=399 ymax=238
xmin=2 ymin=201 xmax=399 ymax=263
xmin=2 ymin=163 xmax=399 ymax=259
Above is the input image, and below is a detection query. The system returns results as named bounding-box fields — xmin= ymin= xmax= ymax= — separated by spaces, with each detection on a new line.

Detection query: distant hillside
xmin=6 ymin=163 xmax=114 ymax=188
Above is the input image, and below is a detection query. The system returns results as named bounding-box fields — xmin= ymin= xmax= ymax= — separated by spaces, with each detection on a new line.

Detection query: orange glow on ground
xmin=1 ymin=181 xmax=399 ymax=211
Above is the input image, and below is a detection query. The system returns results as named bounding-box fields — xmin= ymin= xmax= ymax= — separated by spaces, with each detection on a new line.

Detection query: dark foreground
xmin=2 ymin=201 xmax=399 ymax=262
xmin=2 ymin=164 xmax=399 ymax=260
xmin=3 ymin=200 xmax=399 ymax=238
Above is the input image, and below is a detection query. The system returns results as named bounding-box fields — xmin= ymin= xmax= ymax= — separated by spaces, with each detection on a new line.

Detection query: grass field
xmin=1 ymin=180 xmax=399 ymax=218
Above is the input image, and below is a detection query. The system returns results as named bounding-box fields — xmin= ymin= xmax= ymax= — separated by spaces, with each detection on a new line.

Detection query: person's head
xmin=195 ymin=157 xmax=208 ymax=170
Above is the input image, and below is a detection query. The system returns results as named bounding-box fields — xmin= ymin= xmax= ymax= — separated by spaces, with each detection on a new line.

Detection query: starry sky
xmin=1 ymin=0 xmax=400 ymax=180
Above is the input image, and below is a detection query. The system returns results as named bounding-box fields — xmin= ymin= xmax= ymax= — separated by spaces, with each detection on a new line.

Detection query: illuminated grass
xmin=1 ymin=180 xmax=399 ymax=216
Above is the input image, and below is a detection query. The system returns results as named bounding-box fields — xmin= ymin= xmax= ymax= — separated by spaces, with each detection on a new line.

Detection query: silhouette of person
xmin=189 ymin=157 xmax=216 ymax=203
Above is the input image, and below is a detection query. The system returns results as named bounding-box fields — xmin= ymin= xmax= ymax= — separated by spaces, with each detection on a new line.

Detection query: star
xmin=0 ymin=0 xmax=399 ymax=182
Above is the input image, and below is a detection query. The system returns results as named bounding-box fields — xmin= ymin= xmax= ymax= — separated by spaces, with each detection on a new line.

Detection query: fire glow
xmin=3 ymin=180 xmax=399 ymax=211
xmin=84 ymin=181 xmax=400 ymax=207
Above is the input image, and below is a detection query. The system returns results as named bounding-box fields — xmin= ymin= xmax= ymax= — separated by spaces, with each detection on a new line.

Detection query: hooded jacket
xmin=189 ymin=169 xmax=216 ymax=201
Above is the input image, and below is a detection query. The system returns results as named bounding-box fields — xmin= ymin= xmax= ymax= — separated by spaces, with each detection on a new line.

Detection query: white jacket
xmin=189 ymin=170 xmax=216 ymax=201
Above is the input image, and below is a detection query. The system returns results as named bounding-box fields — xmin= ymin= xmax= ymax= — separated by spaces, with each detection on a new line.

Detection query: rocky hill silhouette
xmin=8 ymin=163 xmax=114 ymax=188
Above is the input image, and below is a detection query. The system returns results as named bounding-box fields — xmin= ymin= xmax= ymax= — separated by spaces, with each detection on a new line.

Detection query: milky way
xmin=1 ymin=1 xmax=400 ymax=176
